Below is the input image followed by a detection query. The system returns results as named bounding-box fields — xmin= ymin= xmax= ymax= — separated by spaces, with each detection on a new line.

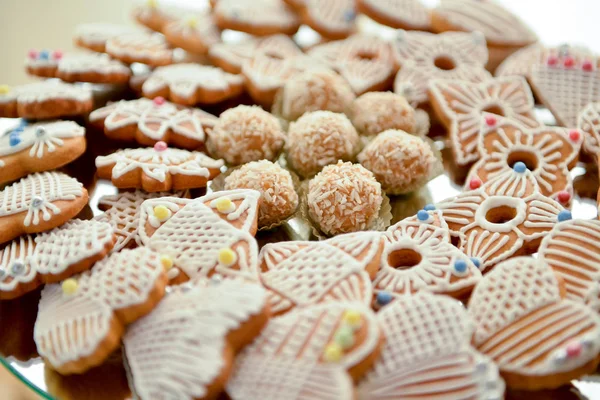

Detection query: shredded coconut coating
xmin=225 ymin=160 xmax=299 ymax=227
xmin=208 ymin=105 xmax=285 ymax=165
xmin=273 ymin=68 xmax=356 ymax=122
xmin=308 ymin=161 xmax=383 ymax=236
xmin=286 ymin=111 xmax=360 ymax=178
xmin=351 ymin=92 xmax=416 ymax=136
xmin=358 ymin=129 xmax=436 ymax=195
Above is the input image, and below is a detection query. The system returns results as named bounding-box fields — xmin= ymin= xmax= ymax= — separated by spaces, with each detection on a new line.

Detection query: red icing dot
xmin=569 ymin=129 xmax=580 ymax=142
xmin=566 ymin=342 xmax=582 ymax=358
xmin=563 ymin=56 xmax=575 ymax=68
xmin=485 ymin=115 xmax=497 ymax=127
xmin=154 ymin=141 xmax=168 ymax=152
xmin=28 ymin=50 xmax=38 ymax=59
xmin=53 ymin=50 xmax=63 ymax=60
xmin=547 ymin=55 xmax=558 ymax=66
xmin=582 ymin=60 xmax=594 ymax=72
xmin=557 ymin=191 xmax=570 ymax=204
xmin=469 ymin=178 xmax=482 ymax=190
xmin=153 ymin=96 xmax=166 ymax=106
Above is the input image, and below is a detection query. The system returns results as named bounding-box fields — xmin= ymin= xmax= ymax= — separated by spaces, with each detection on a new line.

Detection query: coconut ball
xmin=286 ymin=111 xmax=360 ymax=178
xmin=208 ymin=105 xmax=285 ymax=165
xmin=308 ymin=161 xmax=383 ymax=236
xmin=358 ymin=129 xmax=437 ymax=195
xmin=350 ymin=92 xmax=416 ymax=136
xmin=224 ymin=160 xmax=298 ymax=227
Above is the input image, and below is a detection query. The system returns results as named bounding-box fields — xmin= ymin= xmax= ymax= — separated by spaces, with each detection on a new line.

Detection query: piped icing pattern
xmin=105 ymin=32 xmax=173 ymax=67
xmin=429 ymin=76 xmax=539 ymax=166
xmin=393 ymin=30 xmax=490 ymax=106
xmin=213 ymin=0 xmax=300 ymax=36
xmin=163 ymin=12 xmax=221 ymax=55
xmin=302 ymin=0 xmax=357 ymax=40
xmin=578 ymin=102 xmax=600 ymax=157
xmin=357 ymin=0 xmax=431 ymax=31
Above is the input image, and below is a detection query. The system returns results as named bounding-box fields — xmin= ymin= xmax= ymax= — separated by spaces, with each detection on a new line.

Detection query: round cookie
xmin=301 ymin=0 xmax=357 ymax=40
xmin=106 ymin=32 xmax=173 ymax=67
xmin=350 ymin=92 xmax=415 ymax=136
xmin=468 ymin=257 xmax=600 ymax=390
xmin=89 ymin=97 xmax=217 ymax=150
xmin=356 ymin=0 xmax=431 ymax=31
xmin=73 ymin=22 xmax=138 ymax=53
xmin=286 ymin=111 xmax=359 ymax=178
xmin=272 ymin=67 xmax=355 ymax=122
xmin=224 ymin=160 xmax=298 ymax=228
xmin=429 ymin=76 xmax=539 ymax=166
xmin=0 ymin=80 xmax=92 ymax=120
xmin=142 ymin=63 xmax=244 ymax=106
xmin=207 ymin=105 xmax=285 ymax=166
xmin=393 ymin=30 xmax=490 ymax=107
xmin=34 ymin=247 xmax=169 ymax=375
xmin=0 ymin=121 xmax=86 ymax=186
xmin=358 ymin=130 xmax=438 ymax=195
xmin=163 ymin=12 xmax=221 ymax=55
xmin=213 ymin=0 xmax=301 ymax=36
xmin=0 ymin=172 xmax=88 ymax=245
xmin=579 ymin=102 xmax=600 ymax=158
xmin=308 ymin=161 xmax=383 ymax=236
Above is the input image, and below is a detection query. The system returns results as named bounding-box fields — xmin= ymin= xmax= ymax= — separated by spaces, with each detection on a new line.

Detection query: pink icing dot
xmin=563 ymin=57 xmax=575 ymax=68
xmin=484 ymin=115 xmax=497 ymax=127
xmin=557 ymin=191 xmax=570 ymax=204
xmin=569 ymin=129 xmax=580 ymax=142
xmin=566 ymin=342 xmax=582 ymax=358
xmin=469 ymin=178 xmax=482 ymax=190
xmin=28 ymin=50 xmax=38 ymax=59
xmin=153 ymin=96 xmax=166 ymax=106
xmin=154 ymin=141 xmax=168 ymax=152
xmin=582 ymin=60 xmax=594 ymax=72
xmin=547 ymin=55 xmax=558 ymax=66
xmin=53 ymin=50 xmax=63 ymax=60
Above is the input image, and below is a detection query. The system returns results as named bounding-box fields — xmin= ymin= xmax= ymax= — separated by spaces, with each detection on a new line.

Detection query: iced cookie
xmin=34 ymin=247 xmax=169 ymax=375
xmin=359 ymin=293 xmax=505 ymax=400
xmin=301 ymin=0 xmax=357 ymax=40
xmin=26 ymin=50 xmax=131 ymax=84
xmin=356 ymin=0 xmax=431 ymax=31
xmin=468 ymin=257 xmax=600 ymax=390
xmin=0 ymin=80 xmax=92 ymax=120
xmin=429 ymin=76 xmax=539 ymax=166
xmin=0 ymin=121 xmax=86 ymax=185
xmin=286 ymin=111 xmax=359 ymax=178
xmin=89 ymin=97 xmax=217 ymax=150
xmin=132 ymin=0 xmax=178 ymax=32
xmin=163 ymin=12 xmax=221 ymax=55
xmin=142 ymin=63 xmax=244 ymax=105
xmin=392 ymin=30 xmax=490 ymax=106
xmin=308 ymin=35 xmax=397 ymax=95
xmin=106 ymin=32 xmax=173 ymax=67
xmin=95 ymin=143 xmax=224 ymax=192
xmin=467 ymin=113 xmax=581 ymax=204
xmin=124 ymin=279 xmax=270 ymax=400
xmin=224 ymin=160 xmax=298 ymax=228
xmin=579 ymin=102 xmax=600 ymax=158
xmin=0 ymin=219 xmax=115 ymax=300
xmin=272 ymin=67 xmax=356 ymax=122
xmin=258 ymin=231 xmax=383 ymax=315
xmin=0 ymin=172 xmax=88 ymax=245
xmin=438 ymin=170 xmax=567 ymax=272
xmin=207 ymin=105 xmax=285 ymax=166
xmin=137 ymin=189 xmax=261 ymax=284
xmin=214 ymin=0 xmax=300 ymax=36
xmin=74 ymin=23 xmax=138 ymax=53
xmin=350 ymin=92 xmax=415 ymax=136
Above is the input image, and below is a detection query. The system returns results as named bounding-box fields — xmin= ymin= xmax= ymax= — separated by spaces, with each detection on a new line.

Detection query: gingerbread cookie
xmin=309 ymin=35 xmax=397 ymax=95
xmin=142 ymin=63 xmax=244 ymax=106
xmin=429 ymin=76 xmax=539 ymax=166
xmin=468 ymin=257 xmax=600 ymax=390
xmin=213 ymin=0 xmax=300 ymax=36
xmin=106 ymin=32 xmax=173 ymax=67
xmin=0 ymin=219 xmax=115 ymax=300
xmin=26 ymin=51 xmax=131 ymax=84
xmin=359 ymin=293 xmax=505 ymax=400
xmin=258 ymin=232 xmax=383 ymax=315
xmin=34 ymin=247 xmax=168 ymax=375
xmin=579 ymin=102 xmax=600 ymax=158
xmin=89 ymin=97 xmax=217 ymax=150
xmin=467 ymin=113 xmax=581 ymax=204
xmin=301 ymin=0 xmax=357 ymax=40
xmin=357 ymin=0 xmax=431 ymax=31
xmin=438 ymin=170 xmax=566 ymax=272
xmin=0 ymin=80 xmax=92 ymax=119
xmin=74 ymin=23 xmax=138 ymax=53
xmin=0 ymin=172 xmax=88 ymax=245
xmin=163 ymin=12 xmax=221 ymax=55
xmin=0 ymin=121 xmax=86 ymax=185
xmin=350 ymin=92 xmax=415 ymax=136
xmin=137 ymin=189 xmax=260 ymax=284
xmin=95 ymin=143 xmax=224 ymax=192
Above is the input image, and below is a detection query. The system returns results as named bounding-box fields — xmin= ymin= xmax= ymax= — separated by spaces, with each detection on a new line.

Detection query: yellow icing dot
xmin=160 ymin=255 xmax=174 ymax=270
xmin=215 ymin=198 xmax=234 ymax=214
xmin=153 ymin=205 xmax=171 ymax=222
xmin=147 ymin=0 xmax=158 ymax=7
xmin=218 ymin=248 xmax=237 ymax=266
xmin=323 ymin=343 xmax=343 ymax=362
xmin=186 ymin=16 xmax=198 ymax=27
xmin=0 ymin=85 xmax=10 ymax=95
xmin=62 ymin=279 xmax=79 ymax=295
xmin=342 ymin=310 xmax=362 ymax=329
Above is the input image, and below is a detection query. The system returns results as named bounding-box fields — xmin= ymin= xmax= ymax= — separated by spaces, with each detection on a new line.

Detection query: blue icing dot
xmin=417 ymin=210 xmax=430 ymax=221
xmin=376 ymin=291 xmax=392 ymax=306
xmin=344 ymin=10 xmax=356 ymax=21
xmin=557 ymin=210 xmax=572 ymax=222
xmin=470 ymin=257 xmax=481 ymax=268
xmin=18 ymin=119 xmax=28 ymax=126
xmin=513 ymin=161 xmax=527 ymax=173
xmin=38 ymin=50 xmax=49 ymax=60
xmin=454 ymin=260 xmax=467 ymax=273
xmin=9 ymin=135 xmax=21 ymax=147
xmin=424 ymin=204 xmax=436 ymax=211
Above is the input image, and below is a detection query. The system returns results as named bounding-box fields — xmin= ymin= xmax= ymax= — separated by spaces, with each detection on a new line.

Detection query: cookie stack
xmin=1 ymin=0 xmax=600 ymax=399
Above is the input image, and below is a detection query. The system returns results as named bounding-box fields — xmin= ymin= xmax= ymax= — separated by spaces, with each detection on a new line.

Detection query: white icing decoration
xmin=359 ymin=0 xmax=430 ymax=30
xmin=0 ymin=80 xmax=91 ymax=105
xmin=26 ymin=52 xmax=130 ymax=76
xmin=305 ymin=0 xmax=356 ymax=37
xmin=137 ymin=197 xmax=192 ymax=245
xmin=165 ymin=12 xmax=221 ymax=49
xmin=579 ymin=102 xmax=600 ymax=156
xmin=74 ymin=23 xmax=138 ymax=47
xmin=105 ymin=32 xmax=172 ymax=64
xmin=214 ymin=0 xmax=299 ymax=30
xmin=0 ymin=236 xmax=36 ymax=292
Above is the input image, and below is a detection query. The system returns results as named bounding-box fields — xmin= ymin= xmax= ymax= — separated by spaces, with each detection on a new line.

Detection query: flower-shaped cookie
xmin=359 ymin=293 xmax=505 ymax=400
xmin=137 ymin=190 xmax=261 ymax=284
xmin=258 ymin=232 xmax=383 ymax=316
xmin=438 ymin=170 xmax=566 ymax=272
xmin=106 ymin=32 xmax=173 ymax=67
xmin=95 ymin=144 xmax=224 ymax=192
xmin=357 ymin=0 xmax=431 ymax=30
xmin=142 ymin=63 xmax=244 ymax=106
xmin=467 ymin=114 xmax=581 ymax=204
xmin=578 ymin=102 xmax=600 ymax=157
xmin=90 ymin=98 xmax=217 ymax=150
xmin=392 ymin=30 xmax=490 ymax=106
xmin=428 ymin=77 xmax=539 ymax=166
xmin=468 ymin=257 xmax=600 ymax=390
xmin=163 ymin=12 xmax=221 ymax=55
xmin=124 ymin=279 xmax=269 ymax=400
xmin=34 ymin=247 xmax=169 ymax=374
xmin=0 ymin=219 xmax=115 ymax=300
xmin=73 ymin=22 xmax=138 ymax=53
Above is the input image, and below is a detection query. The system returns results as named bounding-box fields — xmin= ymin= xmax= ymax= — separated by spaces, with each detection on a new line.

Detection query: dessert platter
xmin=2 ymin=0 xmax=600 ymax=399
